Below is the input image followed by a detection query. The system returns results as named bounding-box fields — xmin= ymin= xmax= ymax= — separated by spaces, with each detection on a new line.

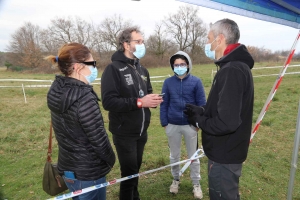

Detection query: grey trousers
xmin=165 ymin=124 xmax=200 ymax=185
xmin=208 ymin=159 xmax=242 ymax=200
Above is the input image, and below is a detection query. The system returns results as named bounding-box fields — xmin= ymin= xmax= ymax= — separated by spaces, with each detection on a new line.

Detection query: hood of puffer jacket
xmin=47 ymin=75 xmax=94 ymax=114
xmin=169 ymin=51 xmax=192 ymax=74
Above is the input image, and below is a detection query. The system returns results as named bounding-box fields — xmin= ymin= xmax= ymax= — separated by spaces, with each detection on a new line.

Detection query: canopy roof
xmin=177 ymin=0 xmax=300 ymax=29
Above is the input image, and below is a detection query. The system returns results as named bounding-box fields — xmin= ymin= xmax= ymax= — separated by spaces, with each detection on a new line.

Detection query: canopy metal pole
xmin=250 ymin=30 xmax=300 ymax=142
xmin=287 ymin=100 xmax=300 ymax=200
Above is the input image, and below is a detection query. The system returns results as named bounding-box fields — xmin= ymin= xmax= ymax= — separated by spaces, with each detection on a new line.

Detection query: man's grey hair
xmin=210 ymin=18 xmax=240 ymax=44
xmin=118 ymin=26 xmax=142 ymax=51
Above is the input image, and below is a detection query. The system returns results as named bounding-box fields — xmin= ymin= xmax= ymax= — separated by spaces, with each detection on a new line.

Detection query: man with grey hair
xmin=101 ymin=27 xmax=163 ymax=200
xmin=184 ymin=18 xmax=254 ymax=199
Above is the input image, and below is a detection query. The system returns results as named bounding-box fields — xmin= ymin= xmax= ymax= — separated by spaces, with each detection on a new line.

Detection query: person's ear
xmin=123 ymin=42 xmax=128 ymax=51
xmin=218 ymin=34 xmax=225 ymax=45
xmin=73 ymin=63 xmax=83 ymax=73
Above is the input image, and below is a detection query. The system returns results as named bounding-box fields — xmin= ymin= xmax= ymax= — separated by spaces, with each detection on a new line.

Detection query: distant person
xmin=46 ymin=42 xmax=116 ymax=200
xmin=160 ymin=51 xmax=206 ymax=199
xmin=184 ymin=18 xmax=254 ymax=200
xmin=101 ymin=27 xmax=163 ymax=200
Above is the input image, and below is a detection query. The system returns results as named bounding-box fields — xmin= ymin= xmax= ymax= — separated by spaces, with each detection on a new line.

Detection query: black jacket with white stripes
xmin=101 ymin=50 xmax=153 ymax=136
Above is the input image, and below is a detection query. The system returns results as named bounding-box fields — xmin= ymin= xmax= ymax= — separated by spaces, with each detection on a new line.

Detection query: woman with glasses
xmin=46 ymin=42 xmax=115 ymax=200
xmin=160 ymin=51 xmax=206 ymax=199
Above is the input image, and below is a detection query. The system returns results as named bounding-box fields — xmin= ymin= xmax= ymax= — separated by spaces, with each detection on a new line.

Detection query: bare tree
xmin=90 ymin=24 xmax=113 ymax=69
xmin=49 ymin=17 xmax=73 ymax=43
xmin=39 ymin=29 xmax=61 ymax=54
xmin=0 ymin=52 xmax=5 ymax=67
xmin=48 ymin=16 xmax=93 ymax=46
xmin=6 ymin=22 xmax=43 ymax=68
xmin=97 ymin=14 xmax=133 ymax=50
xmin=247 ymin=46 xmax=276 ymax=62
xmin=74 ymin=17 xmax=93 ymax=46
xmin=89 ymin=14 xmax=133 ymax=68
xmin=146 ymin=21 xmax=175 ymax=60
xmin=91 ymin=25 xmax=114 ymax=54
xmin=189 ymin=18 xmax=207 ymax=62
xmin=164 ymin=5 xmax=207 ymax=59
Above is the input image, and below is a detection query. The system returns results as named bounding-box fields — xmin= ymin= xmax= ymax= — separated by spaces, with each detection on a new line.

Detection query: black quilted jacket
xmin=47 ymin=75 xmax=115 ymax=180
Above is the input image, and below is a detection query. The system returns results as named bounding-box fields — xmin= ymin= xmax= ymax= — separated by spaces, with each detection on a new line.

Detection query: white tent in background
xmin=176 ymin=0 xmax=300 ymax=199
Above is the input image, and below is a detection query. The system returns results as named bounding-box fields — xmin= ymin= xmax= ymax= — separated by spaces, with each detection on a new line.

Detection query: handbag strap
xmin=47 ymin=121 xmax=53 ymax=162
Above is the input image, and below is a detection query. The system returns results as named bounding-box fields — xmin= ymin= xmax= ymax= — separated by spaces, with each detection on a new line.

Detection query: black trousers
xmin=113 ymin=133 xmax=148 ymax=200
xmin=208 ymin=159 xmax=242 ymax=200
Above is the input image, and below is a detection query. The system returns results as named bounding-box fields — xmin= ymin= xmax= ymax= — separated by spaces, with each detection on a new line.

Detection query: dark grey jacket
xmin=200 ymin=44 xmax=254 ymax=164
xmin=47 ymin=75 xmax=115 ymax=180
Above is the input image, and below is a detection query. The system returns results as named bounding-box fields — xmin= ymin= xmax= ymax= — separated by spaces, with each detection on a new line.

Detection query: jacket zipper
xmin=181 ymin=79 xmax=183 ymax=123
xmin=140 ymin=108 xmax=145 ymax=136
xmin=128 ymin=64 xmax=146 ymax=136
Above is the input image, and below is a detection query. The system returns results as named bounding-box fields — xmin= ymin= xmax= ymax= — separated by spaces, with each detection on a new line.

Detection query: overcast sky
xmin=0 ymin=0 xmax=299 ymax=53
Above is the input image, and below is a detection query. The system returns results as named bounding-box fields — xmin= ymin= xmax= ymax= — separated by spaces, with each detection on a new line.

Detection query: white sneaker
xmin=193 ymin=184 xmax=203 ymax=199
xmin=170 ymin=180 xmax=180 ymax=194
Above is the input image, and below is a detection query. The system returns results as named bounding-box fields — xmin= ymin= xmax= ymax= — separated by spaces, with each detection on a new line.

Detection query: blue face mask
xmin=82 ymin=66 xmax=98 ymax=84
xmin=133 ymin=44 xmax=146 ymax=59
xmin=174 ymin=66 xmax=187 ymax=76
xmin=204 ymin=37 xmax=218 ymax=60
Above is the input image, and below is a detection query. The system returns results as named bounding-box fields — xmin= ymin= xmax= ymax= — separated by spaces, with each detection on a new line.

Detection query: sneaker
xmin=193 ymin=184 xmax=203 ymax=199
xmin=170 ymin=180 xmax=180 ymax=194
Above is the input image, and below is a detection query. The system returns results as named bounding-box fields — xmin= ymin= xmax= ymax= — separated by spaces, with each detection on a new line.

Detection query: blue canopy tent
xmin=177 ymin=0 xmax=300 ymax=199
xmin=177 ymin=0 xmax=300 ymax=28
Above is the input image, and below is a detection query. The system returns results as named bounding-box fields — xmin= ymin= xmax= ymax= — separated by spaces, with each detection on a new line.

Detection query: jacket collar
xmin=111 ymin=50 xmax=139 ymax=66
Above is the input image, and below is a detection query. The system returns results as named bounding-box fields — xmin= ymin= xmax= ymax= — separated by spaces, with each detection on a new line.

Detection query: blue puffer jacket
xmin=160 ymin=51 xmax=206 ymax=127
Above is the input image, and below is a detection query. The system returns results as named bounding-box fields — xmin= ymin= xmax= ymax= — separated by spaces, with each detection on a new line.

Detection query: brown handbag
xmin=42 ymin=121 xmax=68 ymax=196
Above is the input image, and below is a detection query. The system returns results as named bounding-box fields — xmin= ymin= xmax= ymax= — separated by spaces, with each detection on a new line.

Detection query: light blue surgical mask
xmin=82 ymin=66 xmax=98 ymax=84
xmin=174 ymin=66 xmax=187 ymax=76
xmin=204 ymin=37 xmax=219 ymax=60
xmin=133 ymin=44 xmax=146 ymax=59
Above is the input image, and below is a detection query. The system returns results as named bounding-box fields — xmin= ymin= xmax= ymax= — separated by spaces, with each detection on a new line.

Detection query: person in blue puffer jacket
xmin=160 ymin=51 xmax=206 ymax=199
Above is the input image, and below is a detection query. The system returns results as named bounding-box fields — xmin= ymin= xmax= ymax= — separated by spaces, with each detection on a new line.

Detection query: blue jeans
xmin=63 ymin=176 xmax=106 ymax=200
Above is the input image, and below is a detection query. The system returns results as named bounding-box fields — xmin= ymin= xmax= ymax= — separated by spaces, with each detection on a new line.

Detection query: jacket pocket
xmin=118 ymin=110 xmax=144 ymax=132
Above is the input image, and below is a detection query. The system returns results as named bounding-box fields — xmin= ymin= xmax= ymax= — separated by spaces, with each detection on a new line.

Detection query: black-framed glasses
xmin=131 ymin=40 xmax=145 ymax=44
xmin=173 ymin=63 xmax=187 ymax=68
xmin=81 ymin=61 xmax=97 ymax=67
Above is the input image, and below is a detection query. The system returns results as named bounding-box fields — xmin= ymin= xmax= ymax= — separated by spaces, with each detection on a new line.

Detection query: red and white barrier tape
xmin=179 ymin=148 xmax=201 ymax=176
xmin=46 ymin=149 xmax=205 ymax=200
xmin=250 ymin=31 xmax=300 ymax=142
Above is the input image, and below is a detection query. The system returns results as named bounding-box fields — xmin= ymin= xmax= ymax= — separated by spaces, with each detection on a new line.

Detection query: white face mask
xmin=133 ymin=44 xmax=146 ymax=59
xmin=174 ymin=66 xmax=187 ymax=76
xmin=204 ymin=37 xmax=219 ymax=60
xmin=80 ymin=66 xmax=98 ymax=84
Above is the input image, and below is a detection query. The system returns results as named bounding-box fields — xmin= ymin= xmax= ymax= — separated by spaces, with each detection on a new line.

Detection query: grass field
xmin=0 ymin=62 xmax=300 ymax=200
